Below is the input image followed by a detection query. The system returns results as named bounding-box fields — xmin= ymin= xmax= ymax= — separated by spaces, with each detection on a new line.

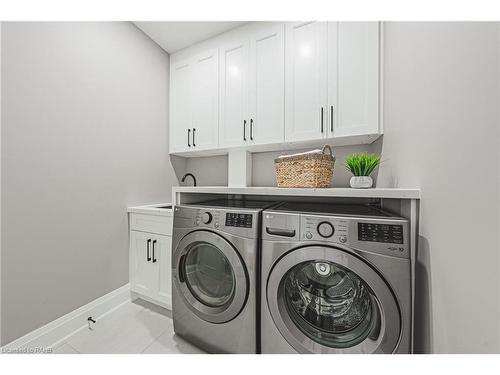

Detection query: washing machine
xmin=260 ymin=202 xmax=412 ymax=354
xmin=172 ymin=199 xmax=277 ymax=354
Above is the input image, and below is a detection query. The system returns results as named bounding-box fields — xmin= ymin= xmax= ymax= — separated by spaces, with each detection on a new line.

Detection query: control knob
xmin=201 ymin=212 xmax=213 ymax=224
xmin=317 ymin=221 xmax=335 ymax=238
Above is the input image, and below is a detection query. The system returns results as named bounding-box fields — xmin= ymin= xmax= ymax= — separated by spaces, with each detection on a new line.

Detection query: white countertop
xmin=127 ymin=203 xmax=173 ymax=216
xmin=172 ymin=186 xmax=420 ymax=199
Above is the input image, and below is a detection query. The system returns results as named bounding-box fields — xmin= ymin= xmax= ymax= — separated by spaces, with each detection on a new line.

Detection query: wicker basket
xmin=275 ymin=145 xmax=335 ymax=188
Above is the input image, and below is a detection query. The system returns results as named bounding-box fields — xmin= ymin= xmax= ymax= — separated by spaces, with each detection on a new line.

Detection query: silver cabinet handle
xmin=192 ymin=128 xmax=196 ymax=147
xmin=187 ymin=129 xmax=191 ymax=147
xmin=250 ymin=119 xmax=254 ymax=140
xmin=320 ymin=107 xmax=324 ymax=133
xmin=243 ymin=120 xmax=247 ymax=141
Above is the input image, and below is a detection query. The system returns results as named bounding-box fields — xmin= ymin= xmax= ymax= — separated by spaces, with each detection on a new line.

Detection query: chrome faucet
xmin=181 ymin=173 xmax=197 ymax=187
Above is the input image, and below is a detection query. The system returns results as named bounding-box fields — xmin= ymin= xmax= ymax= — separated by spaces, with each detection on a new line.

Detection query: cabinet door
xmin=130 ymin=231 xmax=157 ymax=298
xmin=170 ymin=59 xmax=193 ymax=152
xmin=285 ymin=22 xmax=328 ymax=142
xmin=248 ymin=24 xmax=285 ymax=145
xmin=192 ymin=49 xmax=219 ymax=151
xmin=326 ymin=22 xmax=338 ymax=137
xmin=154 ymin=234 xmax=172 ymax=308
xmin=333 ymin=22 xmax=380 ymax=137
xmin=219 ymin=38 xmax=249 ymax=148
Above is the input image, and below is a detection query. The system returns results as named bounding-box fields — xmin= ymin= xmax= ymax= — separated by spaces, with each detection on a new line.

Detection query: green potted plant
xmin=344 ymin=153 xmax=381 ymax=188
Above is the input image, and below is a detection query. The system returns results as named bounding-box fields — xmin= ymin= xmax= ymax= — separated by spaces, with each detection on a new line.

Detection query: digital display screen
xmin=358 ymin=223 xmax=403 ymax=244
xmin=225 ymin=213 xmax=253 ymax=228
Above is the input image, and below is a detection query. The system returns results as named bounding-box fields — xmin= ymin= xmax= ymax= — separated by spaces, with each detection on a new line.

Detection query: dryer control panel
xmin=183 ymin=207 xmax=260 ymax=239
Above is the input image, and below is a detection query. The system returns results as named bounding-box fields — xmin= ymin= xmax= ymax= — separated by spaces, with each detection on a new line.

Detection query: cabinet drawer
xmin=129 ymin=213 xmax=172 ymax=236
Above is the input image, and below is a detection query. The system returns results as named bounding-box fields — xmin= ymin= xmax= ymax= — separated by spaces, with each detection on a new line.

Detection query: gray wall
xmin=0 ymin=22 xmax=175 ymax=345
xmin=183 ymin=144 xmax=372 ymax=188
xmin=251 ymin=145 xmax=372 ymax=187
xmin=375 ymin=22 xmax=500 ymax=353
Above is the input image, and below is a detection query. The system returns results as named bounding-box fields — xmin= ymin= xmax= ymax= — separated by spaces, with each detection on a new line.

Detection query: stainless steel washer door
xmin=267 ymin=246 xmax=401 ymax=353
xmin=174 ymin=230 xmax=248 ymax=324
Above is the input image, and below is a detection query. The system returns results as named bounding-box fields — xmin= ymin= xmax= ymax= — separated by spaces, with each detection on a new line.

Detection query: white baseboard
xmin=1 ymin=284 xmax=131 ymax=352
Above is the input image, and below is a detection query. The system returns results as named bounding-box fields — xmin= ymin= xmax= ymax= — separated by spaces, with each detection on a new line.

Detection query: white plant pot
xmin=350 ymin=176 xmax=373 ymax=189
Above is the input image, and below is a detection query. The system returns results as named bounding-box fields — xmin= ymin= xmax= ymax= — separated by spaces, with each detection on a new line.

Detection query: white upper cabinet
xmin=332 ymin=22 xmax=380 ymax=137
xmin=169 ymin=21 xmax=381 ymax=155
xmin=248 ymin=23 xmax=285 ymax=145
xmin=285 ymin=22 xmax=328 ymax=142
xmin=192 ymin=49 xmax=219 ymax=151
xmin=326 ymin=22 xmax=338 ymax=137
xmin=170 ymin=60 xmax=193 ymax=153
xmin=219 ymin=38 xmax=249 ymax=148
xmin=170 ymin=49 xmax=219 ymax=153
xmin=219 ymin=24 xmax=286 ymax=148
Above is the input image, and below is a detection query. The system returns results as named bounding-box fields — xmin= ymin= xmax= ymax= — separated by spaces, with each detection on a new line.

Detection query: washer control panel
xmin=358 ymin=222 xmax=403 ymax=244
xmin=300 ymin=215 xmax=348 ymax=244
xmin=261 ymin=209 xmax=409 ymax=258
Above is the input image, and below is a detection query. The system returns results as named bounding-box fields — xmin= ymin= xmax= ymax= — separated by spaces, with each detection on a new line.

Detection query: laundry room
xmin=0 ymin=0 xmax=500 ymax=373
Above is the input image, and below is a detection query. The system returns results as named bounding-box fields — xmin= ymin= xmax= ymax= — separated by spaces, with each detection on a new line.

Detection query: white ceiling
xmin=133 ymin=21 xmax=248 ymax=53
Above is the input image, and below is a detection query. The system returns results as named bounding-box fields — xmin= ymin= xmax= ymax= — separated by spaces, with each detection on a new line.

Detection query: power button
xmin=339 ymin=235 xmax=347 ymax=243
xmin=305 ymin=232 xmax=313 ymax=239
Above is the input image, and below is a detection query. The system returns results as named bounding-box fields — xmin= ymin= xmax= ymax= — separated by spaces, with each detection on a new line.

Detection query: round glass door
xmin=267 ymin=246 xmax=401 ymax=353
xmin=174 ymin=230 xmax=248 ymax=324
xmin=184 ymin=242 xmax=235 ymax=307
xmin=282 ymin=260 xmax=376 ymax=349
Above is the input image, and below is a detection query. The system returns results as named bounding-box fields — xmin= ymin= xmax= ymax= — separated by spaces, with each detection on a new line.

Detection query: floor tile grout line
xmin=140 ymin=325 xmax=171 ymax=354
xmin=140 ymin=339 xmax=157 ymax=354
xmin=65 ymin=341 xmax=81 ymax=354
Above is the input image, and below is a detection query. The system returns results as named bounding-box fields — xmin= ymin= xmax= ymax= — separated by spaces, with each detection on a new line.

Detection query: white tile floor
xmin=51 ymin=299 xmax=205 ymax=354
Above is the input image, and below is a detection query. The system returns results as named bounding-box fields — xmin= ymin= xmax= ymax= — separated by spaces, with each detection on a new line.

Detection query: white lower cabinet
xmin=130 ymin=231 xmax=157 ymax=297
xmin=129 ymin=216 xmax=172 ymax=309
xmin=156 ymin=234 xmax=172 ymax=304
